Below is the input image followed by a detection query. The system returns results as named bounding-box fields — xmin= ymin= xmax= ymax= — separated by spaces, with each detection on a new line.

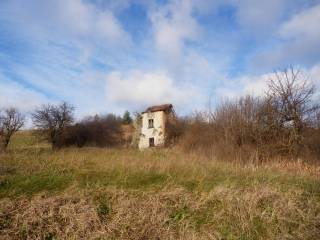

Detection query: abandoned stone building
xmin=138 ymin=104 xmax=175 ymax=149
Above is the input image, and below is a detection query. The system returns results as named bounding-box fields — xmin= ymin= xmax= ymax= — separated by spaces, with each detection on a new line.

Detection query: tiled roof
xmin=142 ymin=104 xmax=173 ymax=113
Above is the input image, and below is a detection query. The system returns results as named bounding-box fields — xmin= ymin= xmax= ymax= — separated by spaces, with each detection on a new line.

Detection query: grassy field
xmin=0 ymin=131 xmax=319 ymax=239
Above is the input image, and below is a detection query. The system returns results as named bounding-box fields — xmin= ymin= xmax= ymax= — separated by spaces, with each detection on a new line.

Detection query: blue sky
xmin=1 ymin=0 xmax=320 ymax=119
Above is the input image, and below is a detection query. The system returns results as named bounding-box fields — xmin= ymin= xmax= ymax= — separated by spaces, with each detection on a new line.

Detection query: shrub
xmin=63 ymin=114 xmax=123 ymax=147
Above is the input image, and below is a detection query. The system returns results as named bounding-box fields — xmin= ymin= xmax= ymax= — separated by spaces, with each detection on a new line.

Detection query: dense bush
xmin=63 ymin=114 xmax=123 ymax=147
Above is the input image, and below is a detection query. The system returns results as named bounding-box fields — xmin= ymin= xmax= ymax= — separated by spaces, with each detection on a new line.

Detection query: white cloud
xmin=215 ymin=64 xmax=320 ymax=100
xmin=309 ymin=64 xmax=320 ymax=85
xmin=215 ymin=74 xmax=269 ymax=99
xmin=148 ymin=0 xmax=223 ymax=89
xmin=308 ymin=64 xmax=320 ymax=100
xmin=0 ymin=0 xmax=132 ymax=117
xmin=234 ymin=0 xmax=287 ymax=34
xmin=0 ymin=79 xmax=49 ymax=112
xmin=241 ymin=75 xmax=269 ymax=96
xmin=280 ymin=4 xmax=320 ymax=40
xmin=253 ymin=4 xmax=320 ymax=69
xmin=0 ymin=71 xmax=51 ymax=128
xmin=1 ymin=0 xmax=319 ymax=118
xmin=4 ymin=0 xmax=131 ymax=47
xmin=279 ymin=3 xmax=320 ymax=60
xmin=105 ymin=70 xmax=203 ymax=111
xmin=150 ymin=0 xmax=202 ymax=62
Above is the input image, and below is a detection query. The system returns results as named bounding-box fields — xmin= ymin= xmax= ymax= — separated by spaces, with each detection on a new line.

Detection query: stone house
xmin=138 ymin=104 xmax=174 ymax=149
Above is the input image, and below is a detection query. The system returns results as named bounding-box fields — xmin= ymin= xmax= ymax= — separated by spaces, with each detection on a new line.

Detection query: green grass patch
xmin=7 ymin=131 xmax=38 ymax=149
xmin=0 ymin=172 xmax=73 ymax=198
xmin=169 ymin=205 xmax=191 ymax=223
xmin=78 ymin=170 xmax=169 ymax=190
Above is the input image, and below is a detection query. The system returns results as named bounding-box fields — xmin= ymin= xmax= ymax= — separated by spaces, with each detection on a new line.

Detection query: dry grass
xmin=0 ymin=132 xmax=319 ymax=239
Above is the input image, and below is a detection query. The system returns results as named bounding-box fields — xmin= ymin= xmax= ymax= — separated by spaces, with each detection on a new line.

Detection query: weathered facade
xmin=138 ymin=104 xmax=173 ymax=149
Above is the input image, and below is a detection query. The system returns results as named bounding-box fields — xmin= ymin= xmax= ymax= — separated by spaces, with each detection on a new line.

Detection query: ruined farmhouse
xmin=138 ymin=104 xmax=175 ymax=149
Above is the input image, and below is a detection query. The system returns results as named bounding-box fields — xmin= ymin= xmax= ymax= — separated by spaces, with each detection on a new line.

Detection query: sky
xmin=0 ymin=0 xmax=320 ymax=119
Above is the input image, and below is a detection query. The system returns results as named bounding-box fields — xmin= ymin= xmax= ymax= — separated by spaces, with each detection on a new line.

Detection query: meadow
xmin=0 ymin=131 xmax=319 ymax=239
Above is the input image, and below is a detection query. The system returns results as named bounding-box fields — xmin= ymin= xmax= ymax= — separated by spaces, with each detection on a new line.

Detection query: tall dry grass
xmin=1 ymin=140 xmax=320 ymax=239
xmin=2 ymin=67 xmax=320 ymax=239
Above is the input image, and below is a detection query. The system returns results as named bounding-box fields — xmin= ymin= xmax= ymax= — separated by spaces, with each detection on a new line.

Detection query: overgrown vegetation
xmin=178 ymin=67 xmax=320 ymax=162
xmin=0 ymin=67 xmax=319 ymax=239
xmin=0 ymin=132 xmax=319 ymax=239
xmin=2 ymin=67 xmax=319 ymax=163
xmin=31 ymin=102 xmax=127 ymax=149
xmin=64 ymin=114 xmax=123 ymax=147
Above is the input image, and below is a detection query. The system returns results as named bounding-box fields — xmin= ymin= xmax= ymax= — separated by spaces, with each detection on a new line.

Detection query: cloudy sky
xmin=0 ymin=0 xmax=320 ymax=118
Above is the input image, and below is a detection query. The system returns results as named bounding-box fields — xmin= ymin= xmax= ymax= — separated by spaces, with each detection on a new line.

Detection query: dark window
xmin=149 ymin=137 xmax=155 ymax=147
xmin=148 ymin=119 xmax=154 ymax=128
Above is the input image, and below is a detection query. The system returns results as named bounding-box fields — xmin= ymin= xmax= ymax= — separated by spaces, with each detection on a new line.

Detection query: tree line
xmin=1 ymin=67 xmax=319 ymax=161
xmin=177 ymin=67 xmax=320 ymax=161
xmin=0 ymin=103 xmax=133 ymax=151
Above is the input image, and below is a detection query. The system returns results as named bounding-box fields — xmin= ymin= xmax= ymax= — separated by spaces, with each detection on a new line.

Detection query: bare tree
xmin=0 ymin=108 xmax=25 ymax=151
xmin=32 ymin=102 xmax=74 ymax=149
xmin=266 ymin=66 xmax=319 ymax=154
